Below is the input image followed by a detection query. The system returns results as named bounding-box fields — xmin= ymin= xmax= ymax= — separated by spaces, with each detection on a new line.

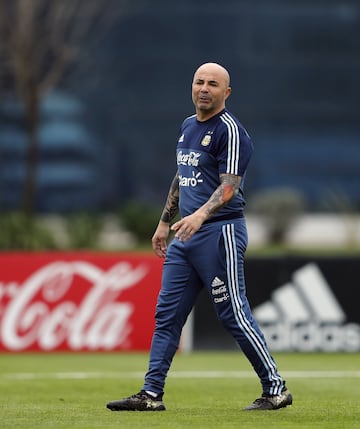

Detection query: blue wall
xmin=1 ymin=1 xmax=359 ymax=212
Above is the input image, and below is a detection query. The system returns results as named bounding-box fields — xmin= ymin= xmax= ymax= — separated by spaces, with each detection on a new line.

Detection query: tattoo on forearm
xmin=204 ymin=174 xmax=241 ymax=217
xmin=160 ymin=172 xmax=180 ymax=223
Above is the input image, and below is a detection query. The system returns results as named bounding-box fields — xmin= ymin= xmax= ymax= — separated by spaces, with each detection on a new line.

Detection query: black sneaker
xmin=106 ymin=390 xmax=166 ymax=411
xmin=244 ymin=389 xmax=293 ymax=411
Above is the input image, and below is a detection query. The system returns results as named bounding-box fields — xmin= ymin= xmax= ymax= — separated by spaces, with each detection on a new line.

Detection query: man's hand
xmin=151 ymin=221 xmax=170 ymax=258
xmin=171 ymin=212 xmax=206 ymax=242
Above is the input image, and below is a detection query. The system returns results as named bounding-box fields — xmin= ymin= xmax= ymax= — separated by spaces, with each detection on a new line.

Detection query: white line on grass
xmin=1 ymin=370 xmax=360 ymax=380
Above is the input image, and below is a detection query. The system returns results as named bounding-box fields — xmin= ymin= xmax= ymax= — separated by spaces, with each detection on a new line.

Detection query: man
xmin=106 ymin=62 xmax=292 ymax=412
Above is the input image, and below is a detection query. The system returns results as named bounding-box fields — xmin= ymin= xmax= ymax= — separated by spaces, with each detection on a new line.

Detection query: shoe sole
xmin=106 ymin=403 xmax=166 ymax=411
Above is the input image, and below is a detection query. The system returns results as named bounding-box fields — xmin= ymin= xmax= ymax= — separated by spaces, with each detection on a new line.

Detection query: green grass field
xmin=1 ymin=352 xmax=359 ymax=429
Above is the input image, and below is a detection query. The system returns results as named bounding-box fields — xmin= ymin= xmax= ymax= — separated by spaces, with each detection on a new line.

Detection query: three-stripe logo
xmin=253 ymin=263 xmax=360 ymax=351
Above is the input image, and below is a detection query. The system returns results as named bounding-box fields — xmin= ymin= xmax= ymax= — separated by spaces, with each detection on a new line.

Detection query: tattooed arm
xmin=160 ymin=171 xmax=180 ymax=223
xmin=200 ymin=173 xmax=241 ymax=218
xmin=171 ymin=173 xmax=241 ymax=242
xmin=152 ymin=171 xmax=180 ymax=258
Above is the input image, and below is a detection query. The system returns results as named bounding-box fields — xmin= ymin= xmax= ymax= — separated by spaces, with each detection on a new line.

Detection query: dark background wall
xmin=1 ymin=0 xmax=359 ymax=212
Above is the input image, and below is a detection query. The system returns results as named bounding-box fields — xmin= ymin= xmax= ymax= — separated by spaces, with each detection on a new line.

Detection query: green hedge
xmin=118 ymin=201 xmax=161 ymax=243
xmin=0 ymin=212 xmax=57 ymax=250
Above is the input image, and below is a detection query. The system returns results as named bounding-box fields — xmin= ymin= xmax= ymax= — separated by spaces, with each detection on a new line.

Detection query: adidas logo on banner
xmin=253 ymin=263 xmax=360 ymax=352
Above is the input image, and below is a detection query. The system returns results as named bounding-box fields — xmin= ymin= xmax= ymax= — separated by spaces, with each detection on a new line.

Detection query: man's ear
xmin=225 ymin=86 xmax=232 ymax=100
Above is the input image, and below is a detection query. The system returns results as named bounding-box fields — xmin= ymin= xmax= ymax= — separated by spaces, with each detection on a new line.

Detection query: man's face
xmin=192 ymin=65 xmax=231 ymax=119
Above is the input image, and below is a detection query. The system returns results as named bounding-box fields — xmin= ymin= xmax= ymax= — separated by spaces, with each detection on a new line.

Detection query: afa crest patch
xmin=201 ymin=134 xmax=212 ymax=146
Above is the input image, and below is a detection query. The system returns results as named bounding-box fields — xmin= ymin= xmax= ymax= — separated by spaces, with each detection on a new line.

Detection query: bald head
xmin=192 ymin=62 xmax=232 ymax=121
xmin=193 ymin=62 xmax=231 ymax=87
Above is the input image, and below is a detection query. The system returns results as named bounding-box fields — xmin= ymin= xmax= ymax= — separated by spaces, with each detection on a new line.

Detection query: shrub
xmin=248 ymin=187 xmax=306 ymax=244
xmin=118 ymin=201 xmax=161 ymax=243
xmin=65 ymin=212 xmax=102 ymax=249
xmin=0 ymin=211 xmax=57 ymax=250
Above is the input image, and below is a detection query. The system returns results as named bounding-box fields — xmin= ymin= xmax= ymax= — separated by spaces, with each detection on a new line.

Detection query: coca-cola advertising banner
xmin=0 ymin=252 xmax=163 ymax=352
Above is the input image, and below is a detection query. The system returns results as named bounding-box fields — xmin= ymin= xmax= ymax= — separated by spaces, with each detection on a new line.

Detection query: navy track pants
xmin=143 ymin=218 xmax=284 ymax=396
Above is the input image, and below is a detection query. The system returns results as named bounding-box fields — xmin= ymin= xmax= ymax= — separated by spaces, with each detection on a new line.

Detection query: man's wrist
xmin=195 ymin=209 xmax=210 ymax=223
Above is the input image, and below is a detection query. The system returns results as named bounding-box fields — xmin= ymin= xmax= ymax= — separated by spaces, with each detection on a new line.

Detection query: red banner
xmin=0 ymin=252 xmax=163 ymax=352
